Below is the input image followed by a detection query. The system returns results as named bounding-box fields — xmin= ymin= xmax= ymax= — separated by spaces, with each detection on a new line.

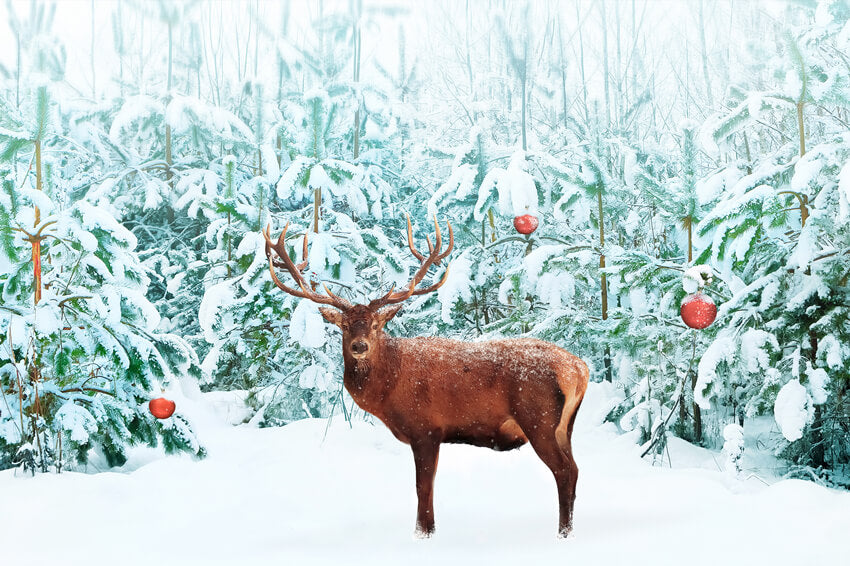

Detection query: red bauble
xmin=149 ymin=397 xmax=176 ymax=419
xmin=513 ymin=214 xmax=539 ymax=235
xmin=680 ymin=293 xmax=717 ymax=329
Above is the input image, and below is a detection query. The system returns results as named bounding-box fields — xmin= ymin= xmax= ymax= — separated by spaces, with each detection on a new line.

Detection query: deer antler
xmin=263 ymin=223 xmax=352 ymax=310
xmin=369 ymin=215 xmax=453 ymax=309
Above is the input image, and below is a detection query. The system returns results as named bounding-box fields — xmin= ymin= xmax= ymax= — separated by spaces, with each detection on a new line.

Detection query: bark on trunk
xmin=598 ymin=189 xmax=612 ymax=382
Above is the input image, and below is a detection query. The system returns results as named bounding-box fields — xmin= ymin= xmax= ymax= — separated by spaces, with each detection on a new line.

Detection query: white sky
xmin=0 ymin=0 xmax=795 ymax=132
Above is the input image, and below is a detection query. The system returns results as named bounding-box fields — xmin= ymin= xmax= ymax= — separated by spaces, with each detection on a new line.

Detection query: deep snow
xmin=2 ymin=383 xmax=848 ymax=566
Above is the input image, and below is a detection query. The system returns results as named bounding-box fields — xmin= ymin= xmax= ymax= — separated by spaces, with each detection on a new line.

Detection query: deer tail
xmin=555 ymin=358 xmax=589 ymax=453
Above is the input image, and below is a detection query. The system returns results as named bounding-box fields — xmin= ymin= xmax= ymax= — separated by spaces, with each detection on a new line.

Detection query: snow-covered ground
xmin=3 ymin=383 xmax=848 ymax=566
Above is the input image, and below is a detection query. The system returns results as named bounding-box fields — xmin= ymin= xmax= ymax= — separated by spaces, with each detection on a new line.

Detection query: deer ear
xmin=377 ymin=304 xmax=404 ymax=325
xmin=318 ymin=307 xmax=344 ymax=327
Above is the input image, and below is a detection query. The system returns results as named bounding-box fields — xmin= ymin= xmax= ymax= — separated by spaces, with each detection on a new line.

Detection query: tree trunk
xmin=33 ymin=140 xmax=43 ymax=305
xmin=576 ymin=1 xmax=588 ymax=122
xmin=692 ymin=370 xmax=702 ymax=443
xmin=352 ymin=0 xmax=362 ymax=159
xmin=16 ymin=29 xmax=21 ymax=108
xmin=465 ymin=0 xmax=475 ymax=110
xmin=614 ymin=0 xmax=621 ymax=129
xmin=117 ymin=0 xmax=124 ymax=97
xmin=314 ymin=188 xmax=321 ymax=233
xmin=598 ymin=189 xmax=612 ymax=382
xmin=90 ymin=0 xmax=96 ymax=99
xmin=797 ymin=101 xmax=806 ymax=157
xmin=256 ymin=154 xmax=264 ymax=231
xmin=698 ymin=0 xmax=713 ymax=108
xmin=558 ymin=15 xmax=568 ymax=127
xmin=808 ymin=327 xmax=825 ymax=467
xmin=685 ymin=215 xmax=702 ymax=440
xmin=226 ymin=211 xmax=232 ymax=278
xmin=600 ymin=0 xmax=611 ymax=128
xmin=521 ymin=73 xmax=527 ymax=151
xmin=165 ymin=21 xmax=175 ymax=223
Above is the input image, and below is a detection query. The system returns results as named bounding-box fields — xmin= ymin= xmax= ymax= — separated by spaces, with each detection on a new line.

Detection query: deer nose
xmin=351 ymin=341 xmax=369 ymax=355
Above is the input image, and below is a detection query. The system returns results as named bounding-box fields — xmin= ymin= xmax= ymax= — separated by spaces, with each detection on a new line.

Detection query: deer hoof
xmin=414 ymin=526 xmax=435 ymax=540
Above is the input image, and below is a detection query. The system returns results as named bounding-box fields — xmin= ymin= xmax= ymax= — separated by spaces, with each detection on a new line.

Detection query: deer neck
xmin=342 ymin=333 xmax=395 ymax=413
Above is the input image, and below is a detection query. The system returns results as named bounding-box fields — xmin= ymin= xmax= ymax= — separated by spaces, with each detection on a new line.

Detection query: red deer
xmin=262 ymin=217 xmax=588 ymax=538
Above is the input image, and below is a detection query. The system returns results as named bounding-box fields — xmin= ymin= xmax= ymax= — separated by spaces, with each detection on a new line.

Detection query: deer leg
xmin=411 ymin=438 xmax=440 ymax=537
xmin=524 ymin=427 xmax=578 ymax=538
xmin=557 ymin=447 xmax=579 ymax=538
xmin=558 ymin=398 xmax=583 ymax=536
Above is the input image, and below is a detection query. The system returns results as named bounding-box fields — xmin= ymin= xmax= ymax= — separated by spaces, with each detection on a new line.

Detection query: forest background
xmin=1 ymin=0 xmax=849 ymax=487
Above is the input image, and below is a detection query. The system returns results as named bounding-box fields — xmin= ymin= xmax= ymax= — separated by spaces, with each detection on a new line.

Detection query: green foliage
xmin=0 ymin=193 xmax=206 ymax=472
xmin=2 ymin=0 xmax=849 ymax=487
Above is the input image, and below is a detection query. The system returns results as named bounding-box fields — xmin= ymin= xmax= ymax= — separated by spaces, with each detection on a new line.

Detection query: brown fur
xmin=320 ymin=304 xmax=589 ymax=538
xmin=264 ymin=219 xmax=587 ymax=537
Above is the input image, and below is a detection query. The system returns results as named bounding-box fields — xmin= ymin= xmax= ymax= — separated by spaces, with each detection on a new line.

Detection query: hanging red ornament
xmin=680 ymin=292 xmax=717 ymax=329
xmin=513 ymin=214 xmax=539 ymax=235
xmin=149 ymin=397 xmax=176 ymax=419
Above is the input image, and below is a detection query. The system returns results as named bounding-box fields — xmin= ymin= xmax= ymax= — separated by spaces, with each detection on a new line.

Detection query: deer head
xmin=262 ymin=216 xmax=453 ymax=360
